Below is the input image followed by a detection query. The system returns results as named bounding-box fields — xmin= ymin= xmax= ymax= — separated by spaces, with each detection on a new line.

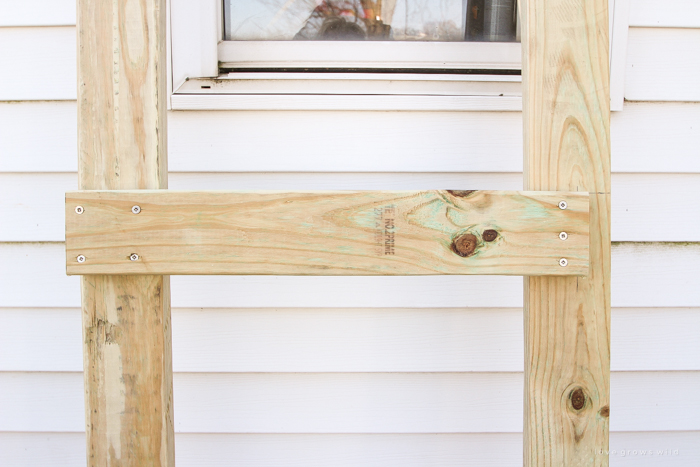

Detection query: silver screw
xmin=559 ymin=232 xmax=568 ymax=241
xmin=129 ymin=253 xmax=140 ymax=261
xmin=131 ymin=205 xmax=141 ymax=214
xmin=558 ymin=201 xmax=568 ymax=210
xmin=559 ymin=258 xmax=568 ymax=267
xmin=76 ymin=255 xmax=86 ymax=263
xmin=75 ymin=206 xmax=84 ymax=214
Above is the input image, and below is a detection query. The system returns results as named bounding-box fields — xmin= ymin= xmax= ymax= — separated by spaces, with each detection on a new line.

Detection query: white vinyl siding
xmin=1 ymin=2 xmax=699 ymax=466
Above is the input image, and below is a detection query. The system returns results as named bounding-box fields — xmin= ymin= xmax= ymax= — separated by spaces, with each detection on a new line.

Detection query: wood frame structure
xmin=72 ymin=0 xmax=610 ymax=465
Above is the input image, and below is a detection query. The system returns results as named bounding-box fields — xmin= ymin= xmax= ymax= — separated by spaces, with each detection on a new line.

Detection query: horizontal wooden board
xmin=2 ymin=431 xmax=699 ymax=467
xmin=2 ymin=102 xmax=699 ymax=173
xmin=1 ymin=242 xmax=699 ymax=308
xmin=65 ymin=190 xmax=590 ymax=276
xmin=0 ymin=27 xmax=76 ymax=101
xmin=625 ymin=28 xmax=700 ymax=102
xmin=2 ymin=371 xmax=698 ymax=433
xmin=0 ymin=0 xmax=75 ymax=26
xmin=629 ymin=0 xmax=700 ymax=28
xmin=2 ymin=307 xmax=698 ymax=373
xmin=6 ymin=172 xmax=700 ymax=242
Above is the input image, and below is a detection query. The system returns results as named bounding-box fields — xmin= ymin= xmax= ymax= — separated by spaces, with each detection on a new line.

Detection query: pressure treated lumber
xmin=66 ymin=190 xmax=589 ymax=276
xmin=77 ymin=0 xmax=174 ymax=465
xmin=522 ymin=0 xmax=612 ymax=466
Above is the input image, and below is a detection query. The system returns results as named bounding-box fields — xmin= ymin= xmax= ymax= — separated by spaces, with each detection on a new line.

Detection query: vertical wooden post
xmin=77 ymin=0 xmax=174 ymax=465
xmin=522 ymin=0 xmax=611 ymax=465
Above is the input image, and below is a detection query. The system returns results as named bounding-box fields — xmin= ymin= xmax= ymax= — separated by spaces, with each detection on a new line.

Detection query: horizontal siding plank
xmin=0 ymin=173 xmax=77 ymax=241
xmin=0 ymin=0 xmax=75 ymax=27
xmin=174 ymin=372 xmax=524 ymax=433
xmin=1 ymin=242 xmax=699 ymax=308
xmin=4 ymin=172 xmax=700 ymax=242
xmin=2 ymin=102 xmax=698 ymax=173
xmin=177 ymin=432 xmax=700 ymax=467
xmin=611 ymin=102 xmax=700 ymax=173
xmin=175 ymin=433 xmax=523 ymax=467
xmin=611 ymin=174 xmax=700 ymax=241
xmin=609 ymin=431 xmax=700 ymax=466
xmin=2 ymin=431 xmax=698 ymax=467
xmin=629 ymin=0 xmax=700 ymax=28
xmin=2 ymin=371 xmax=698 ymax=433
xmin=0 ymin=102 xmax=78 ymax=172
xmin=0 ymin=27 xmax=76 ymax=101
xmin=625 ymin=28 xmax=700 ymax=102
xmin=167 ymin=110 xmax=524 ymax=173
xmin=0 ymin=433 xmax=85 ymax=467
xmin=0 ymin=372 xmax=85 ymax=432
xmin=3 ymin=307 xmax=698 ymax=373
xmin=0 ymin=309 xmax=82 ymax=372
xmin=0 ymin=243 xmax=80 ymax=308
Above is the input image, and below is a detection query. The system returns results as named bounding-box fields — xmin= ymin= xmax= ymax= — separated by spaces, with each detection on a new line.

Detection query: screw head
xmin=75 ymin=206 xmax=84 ymax=214
xmin=76 ymin=255 xmax=86 ymax=263
xmin=558 ymin=201 xmax=568 ymax=210
xmin=129 ymin=253 xmax=139 ymax=261
xmin=559 ymin=258 xmax=568 ymax=267
xmin=559 ymin=231 xmax=568 ymax=241
xmin=131 ymin=205 xmax=141 ymax=214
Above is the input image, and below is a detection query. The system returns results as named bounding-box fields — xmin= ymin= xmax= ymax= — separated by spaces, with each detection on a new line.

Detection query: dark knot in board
xmin=570 ymin=387 xmax=586 ymax=411
xmin=482 ymin=229 xmax=498 ymax=242
xmin=447 ymin=190 xmax=477 ymax=198
xmin=451 ymin=233 xmax=478 ymax=257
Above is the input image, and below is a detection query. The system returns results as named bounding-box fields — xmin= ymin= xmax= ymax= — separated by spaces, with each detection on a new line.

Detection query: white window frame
xmin=168 ymin=0 xmax=629 ymax=111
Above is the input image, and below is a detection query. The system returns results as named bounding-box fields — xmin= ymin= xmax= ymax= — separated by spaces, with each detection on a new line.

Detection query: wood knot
xmin=599 ymin=405 xmax=610 ymax=418
xmin=451 ymin=233 xmax=478 ymax=257
xmin=447 ymin=190 xmax=476 ymax=198
xmin=482 ymin=229 xmax=498 ymax=242
xmin=570 ymin=387 xmax=586 ymax=411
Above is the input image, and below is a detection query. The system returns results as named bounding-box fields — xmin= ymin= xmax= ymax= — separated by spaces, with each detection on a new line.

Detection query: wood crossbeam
xmin=66 ymin=190 xmax=589 ymax=276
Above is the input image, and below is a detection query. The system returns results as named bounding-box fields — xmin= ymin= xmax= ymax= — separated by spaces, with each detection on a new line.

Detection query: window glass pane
xmin=224 ymin=0 xmax=518 ymax=42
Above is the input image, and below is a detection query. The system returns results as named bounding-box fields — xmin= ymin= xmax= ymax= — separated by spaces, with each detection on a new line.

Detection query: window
xmin=169 ymin=0 xmax=628 ymax=110
xmin=218 ymin=0 xmax=521 ymax=72
xmin=224 ymin=0 xmax=519 ymax=42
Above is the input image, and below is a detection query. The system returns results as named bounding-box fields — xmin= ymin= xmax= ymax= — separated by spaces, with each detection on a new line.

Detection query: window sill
xmin=171 ymin=73 xmax=523 ymax=111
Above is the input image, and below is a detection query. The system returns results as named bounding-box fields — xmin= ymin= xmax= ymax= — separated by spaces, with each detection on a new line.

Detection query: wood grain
xmin=522 ymin=0 xmax=612 ymax=465
xmin=65 ymin=190 xmax=589 ymax=276
xmin=77 ymin=0 xmax=173 ymax=465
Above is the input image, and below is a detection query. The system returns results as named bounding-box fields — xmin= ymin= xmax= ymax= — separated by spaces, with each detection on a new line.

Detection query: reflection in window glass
xmin=224 ymin=0 xmax=518 ymax=42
